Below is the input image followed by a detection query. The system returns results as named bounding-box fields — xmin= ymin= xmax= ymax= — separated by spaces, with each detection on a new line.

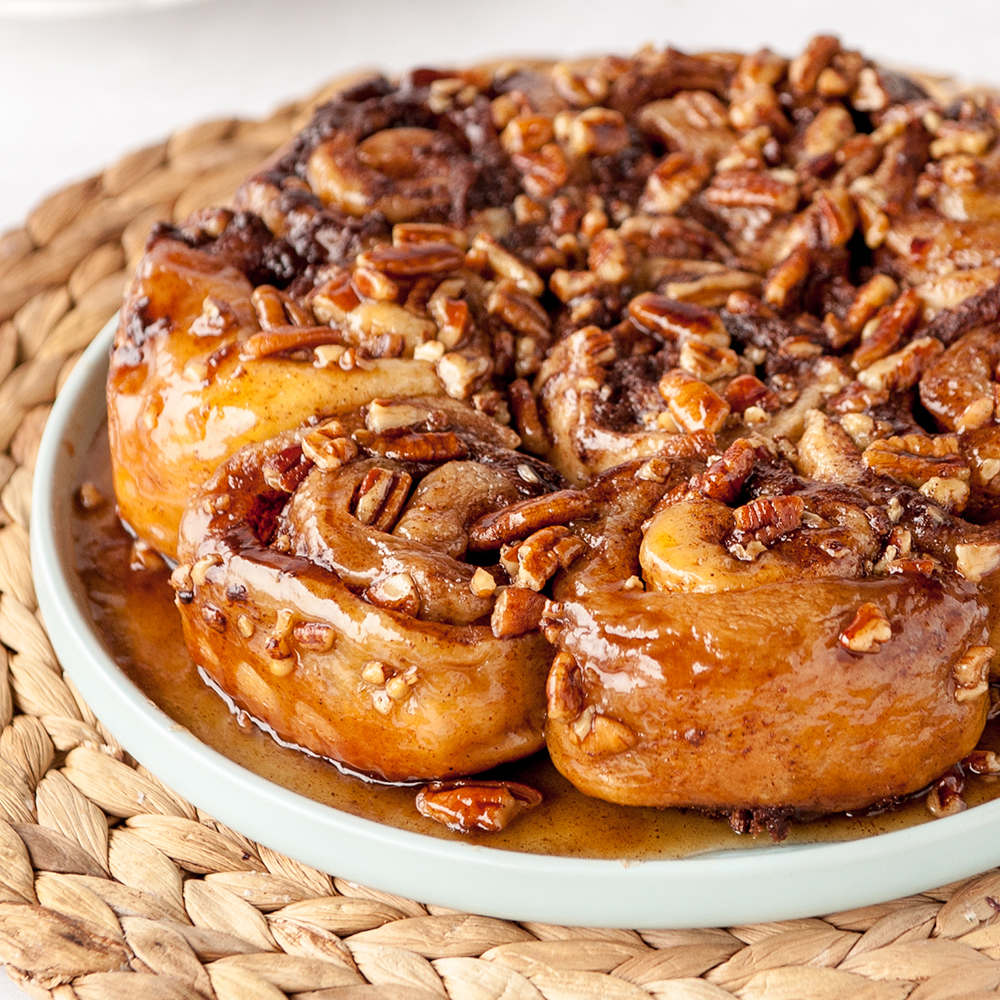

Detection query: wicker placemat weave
xmin=4 ymin=77 xmax=1000 ymax=1000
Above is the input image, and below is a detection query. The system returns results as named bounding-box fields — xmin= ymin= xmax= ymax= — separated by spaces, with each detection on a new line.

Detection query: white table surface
xmin=1 ymin=0 xmax=999 ymax=992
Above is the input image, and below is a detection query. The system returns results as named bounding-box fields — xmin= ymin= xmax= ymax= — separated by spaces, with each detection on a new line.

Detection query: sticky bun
xmin=109 ymin=35 xmax=1000 ymax=830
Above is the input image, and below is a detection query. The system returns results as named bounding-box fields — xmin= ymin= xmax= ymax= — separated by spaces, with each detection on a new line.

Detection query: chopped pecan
xmin=687 ymin=444 xmax=754 ymax=506
xmin=392 ymin=222 xmax=467 ymax=249
xmin=264 ymin=608 xmax=295 ymax=668
xmin=661 ymin=267 xmax=760 ymax=309
xmin=470 ymin=232 xmax=544 ymax=296
xmin=549 ymin=269 xmax=599 ymax=302
xmin=301 ymin=423 xmax=360 ymax=471
xmin=547 ymin=651 xmax=585 ymax=721
xmin=588 ymin=229 xmax=630 ymax=283
xmin=679 ymin=338 xmax=740 ymax=382
xmin=658 ymin=368 xmax=731 ymax=434
xmin=508 ymin=378 xmax=551 ymax=454
xmin=573 ymin=710 xmax=638 ymax=756
xmin=366 ymin=572 xmax=421 ymax=617
xmin=729 ymin=49 xmax=786 ymax=131
xmin=567 ymin=107 xmax=629 ymax=156
xmin=638 ymin=91 xmax=735 ymax=160
xmin=310 ymin=271 xmax=361 ymax=323
xmin=856 ymin=336 xmax=943 ymax=392
xmin=725 ymin=374 xmax=779 ymax=414
xmin=416 ymin=780 xmax=542 ymax=834
xmin=552 ymin=60 xmax=608 ymax=107
xmin=436 ymin=350 xmax=492 ymax=399
xmin=469 ymin=567 xmax=498 ymax=597
xmin=931 ymin=120 xmax=995 ymax=159
xmin=953 ymin=645 xmax=993 ymax=702
xmin=500 ymin=114 xmax=555 ymax=154
xmin=851 ymin=290 xmax=923 ymax=370
xmin=262 ymin=445 xmax=312 ymax=493
xmin=490 ymin=586 xmax=547 ymax=638
xmin=954 ymin=541 xmax=1000 ymax=582
xmin=854 ymin=192 xmax=890 ymax=249
xmin=251 ymin=285 xmax=311 ymax=330
xmin=846 ymin=275 xmax=899 ymax=335
xmin=512 ymin=525 xmax=586 ymax=591
xmin=788 ymin=34 xmax=840 ymax=95
xmin=641 ymin=153 xmax=711 ymax=214
xmin=963 ymin=749 xmax=1000 ymax=776
xmin=926 ymin=770 xmax=966 ymax=817
xmin=763 ymin=245 xmax=810 ymax=309
xmin=428 ymin=277 xmax=471 ymax=348
xmin=293 ymin=620 xmax=335 ymax=652
xmin=77 ymin=481 xmax=105 ymax=511
xmin=365 ymin=399 xmax=441 ymax=434
xmin=487 ymin=280 xmax=550 ymax=340
xmin=802 ymin=105 xmax=855 ymax=159
xmin=353 ymin=266 xmax=399 ymax=302
xmin=839 ymin=602 xmax=892 ymax=653
xmin=920 ymin=328 xmax=999 ymax=433
xmin=919 ymin=475 xmax=970 ymax=513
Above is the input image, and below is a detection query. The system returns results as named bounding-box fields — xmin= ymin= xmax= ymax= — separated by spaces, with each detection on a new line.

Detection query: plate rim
xmin=29 ymin=316 xmax=1000 ymax=928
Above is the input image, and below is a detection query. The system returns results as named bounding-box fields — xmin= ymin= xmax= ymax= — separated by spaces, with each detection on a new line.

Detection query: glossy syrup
xmin=72 ymin=425 xmax=1000 ymax=859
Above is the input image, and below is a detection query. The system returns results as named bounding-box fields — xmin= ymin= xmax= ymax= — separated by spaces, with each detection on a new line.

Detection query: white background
xmin=1 ymin=0 xmax=999 ymax=993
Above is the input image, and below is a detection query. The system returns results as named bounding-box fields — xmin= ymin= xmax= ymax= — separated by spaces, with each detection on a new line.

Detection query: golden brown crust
xmin=109 ymin=36 xmax=1000 ymax=815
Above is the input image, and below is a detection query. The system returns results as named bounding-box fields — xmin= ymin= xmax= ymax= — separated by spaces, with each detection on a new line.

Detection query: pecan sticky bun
xmin=109 ymin=36 xmax=1000 ymax=832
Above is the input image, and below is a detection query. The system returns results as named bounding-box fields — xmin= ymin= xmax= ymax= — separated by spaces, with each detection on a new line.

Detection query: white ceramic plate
xmin=31 ymin=317 xmax=1000 ymax=928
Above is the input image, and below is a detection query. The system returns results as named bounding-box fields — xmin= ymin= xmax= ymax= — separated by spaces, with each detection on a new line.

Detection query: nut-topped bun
xmin=173 ymin=397 xmax=561 ymax=781
xmin=110 ymin=35 xmax=1000 ymax=825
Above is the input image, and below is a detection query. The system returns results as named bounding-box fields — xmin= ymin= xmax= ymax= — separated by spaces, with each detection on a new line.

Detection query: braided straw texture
xmin=4 ymin=74 xmax=1000 ymax=1000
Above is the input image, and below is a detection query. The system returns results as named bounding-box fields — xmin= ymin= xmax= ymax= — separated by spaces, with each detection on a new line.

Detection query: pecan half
xmin=628 ymin=292 xmax=729 ymax=346
xmin=352 ymin=466 xmax=412 ymax=530
xmin=416 ymin=780 xmax=542 ymax=833
xmin=356 ymin=241 xmax=465 ymax=277
xmin=251 ymin=285 xmax=312 ymax=330
xmin=862 ymin=433 xmax=969 ymax=489
xmin=242 ymin=326 xmax=346 ymax=361
xmin=469 ymin=490 xmax=596 ymax=550
xmin=732 ymin=494 xmax=805 ymax=546
xmin=354 ymin=429 xmax=467 ymax=463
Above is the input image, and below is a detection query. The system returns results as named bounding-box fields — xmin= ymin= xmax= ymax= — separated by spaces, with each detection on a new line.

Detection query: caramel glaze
xmin=75 ymin=425 xmax=1000 ymax=858
xmin=545 ymin=581 xmax=986 ymax=812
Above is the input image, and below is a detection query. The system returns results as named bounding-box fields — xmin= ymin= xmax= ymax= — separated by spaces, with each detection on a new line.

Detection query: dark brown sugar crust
xmin=109 ymin=35 xmax=1000 ymax=823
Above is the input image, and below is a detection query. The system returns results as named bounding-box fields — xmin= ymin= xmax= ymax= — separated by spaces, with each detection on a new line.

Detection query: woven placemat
xmin=4 ymin=78 xmax=1000 ymax=1000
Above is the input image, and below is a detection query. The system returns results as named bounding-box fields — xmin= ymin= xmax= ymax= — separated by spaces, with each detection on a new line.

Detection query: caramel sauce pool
xmin=73 ymin=425 xmax=1000 ymax=859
